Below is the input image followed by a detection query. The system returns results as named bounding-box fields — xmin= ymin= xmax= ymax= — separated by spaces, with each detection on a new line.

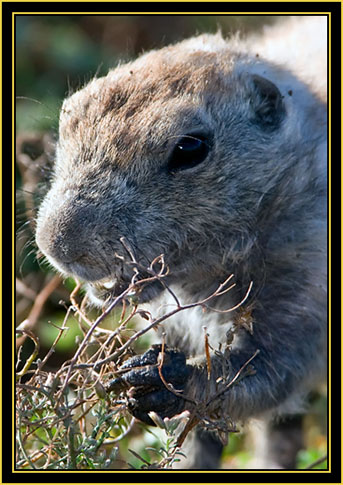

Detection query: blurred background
xmin=16 ymin=15 xmax=327 ymax=469
xmin=16 ymin=15 xmax=285 ymax=132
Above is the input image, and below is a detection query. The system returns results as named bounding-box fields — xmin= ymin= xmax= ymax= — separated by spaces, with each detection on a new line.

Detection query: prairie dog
xmin=36 ymin=16 xmax=327 ymax=469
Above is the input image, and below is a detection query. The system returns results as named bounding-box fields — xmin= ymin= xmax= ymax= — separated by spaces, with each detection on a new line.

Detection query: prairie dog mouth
xmin=90 ymin=276 xmax=130 ymax=295
xmin=103 ymin=281 xmax=118 ymax=290
xmin=87 ymin=275 xmax=164 ymax=307
xmin=86 ymin=277 xmax=131 ymax=307
xmin=95 ymin=279 xmax=118 ymax=290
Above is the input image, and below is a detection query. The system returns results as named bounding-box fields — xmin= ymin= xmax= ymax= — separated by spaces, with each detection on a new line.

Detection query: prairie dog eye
xmin=167 ymin=134 xmax=210 ymax=172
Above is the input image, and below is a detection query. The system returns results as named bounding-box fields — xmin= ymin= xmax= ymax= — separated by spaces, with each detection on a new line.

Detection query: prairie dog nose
xmin=35 ymin=199 xmax=97 ymax=265
xmin=36 ymin=216 xmax=82 ymax=265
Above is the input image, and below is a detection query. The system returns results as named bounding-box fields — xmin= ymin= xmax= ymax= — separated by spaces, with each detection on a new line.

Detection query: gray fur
xmin=36 ymin=20 xmax=327 ymax=469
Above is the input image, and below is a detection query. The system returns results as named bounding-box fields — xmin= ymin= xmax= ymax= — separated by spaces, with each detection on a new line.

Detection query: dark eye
xmin=167 ymin=134 xmax=210 ymax=172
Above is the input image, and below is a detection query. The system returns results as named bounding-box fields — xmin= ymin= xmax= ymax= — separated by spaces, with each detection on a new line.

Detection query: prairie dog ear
xmin=250 ymin=74 xmax=285 ymax=130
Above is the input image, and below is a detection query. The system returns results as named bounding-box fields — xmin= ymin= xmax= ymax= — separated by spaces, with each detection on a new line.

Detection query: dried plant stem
xmin=16 ymin=330 xmax=40 ymax=381
xmin=16 ymin=275 xmax=62 ymax=349
xmin=305 ymin=454 xmax=327 ymax=469
xmin=205 ymin=349 xmax=260 ymax=407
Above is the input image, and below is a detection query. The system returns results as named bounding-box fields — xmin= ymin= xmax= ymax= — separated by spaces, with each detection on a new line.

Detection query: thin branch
xmin=16 ymin=275 xmax=62 ymax=349
xmin=205 ymin=349 xmax=260 ymax=407
xmin=305 ymin=454 xmax=327 ymax=469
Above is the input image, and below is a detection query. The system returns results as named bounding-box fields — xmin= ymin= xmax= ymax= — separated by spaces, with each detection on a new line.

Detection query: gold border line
xmin=0 ymin=2 xmax=3 ymax=485
xmin=5 ymin=0 xmax=343 ymax=3
xmin=12 ymin=11 xmax=332 ymax=14
xmin=328 ymin=12 xmax=332 ymax=475
xmin=13 ymin=11 xmax=331 ymax=475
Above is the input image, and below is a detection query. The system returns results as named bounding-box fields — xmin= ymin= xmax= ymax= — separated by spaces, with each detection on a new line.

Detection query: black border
xmin=4 ymin=1 xmax=343 ymax=13
xmin=7 ymin=1 xmax=341 ymax=483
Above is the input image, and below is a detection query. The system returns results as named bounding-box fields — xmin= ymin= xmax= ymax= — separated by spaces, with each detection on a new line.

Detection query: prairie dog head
xmin=35 ymin=33 xmax=324 ymax=305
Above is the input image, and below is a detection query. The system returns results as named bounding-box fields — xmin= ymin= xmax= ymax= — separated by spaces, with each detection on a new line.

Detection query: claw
xmin=105 ymin=375 xmax=128 ymax=393
xmin=105 ymin=345 xmax=191 ymax=425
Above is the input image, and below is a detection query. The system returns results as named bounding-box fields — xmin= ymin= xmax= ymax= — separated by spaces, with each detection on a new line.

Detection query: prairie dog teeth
xmin=103 ymin=280 xmax=116 ymax=289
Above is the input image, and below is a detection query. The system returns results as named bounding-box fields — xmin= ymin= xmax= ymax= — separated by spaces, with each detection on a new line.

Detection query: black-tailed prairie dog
xmin=36 ymin=15 xmax=327 ymax=469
